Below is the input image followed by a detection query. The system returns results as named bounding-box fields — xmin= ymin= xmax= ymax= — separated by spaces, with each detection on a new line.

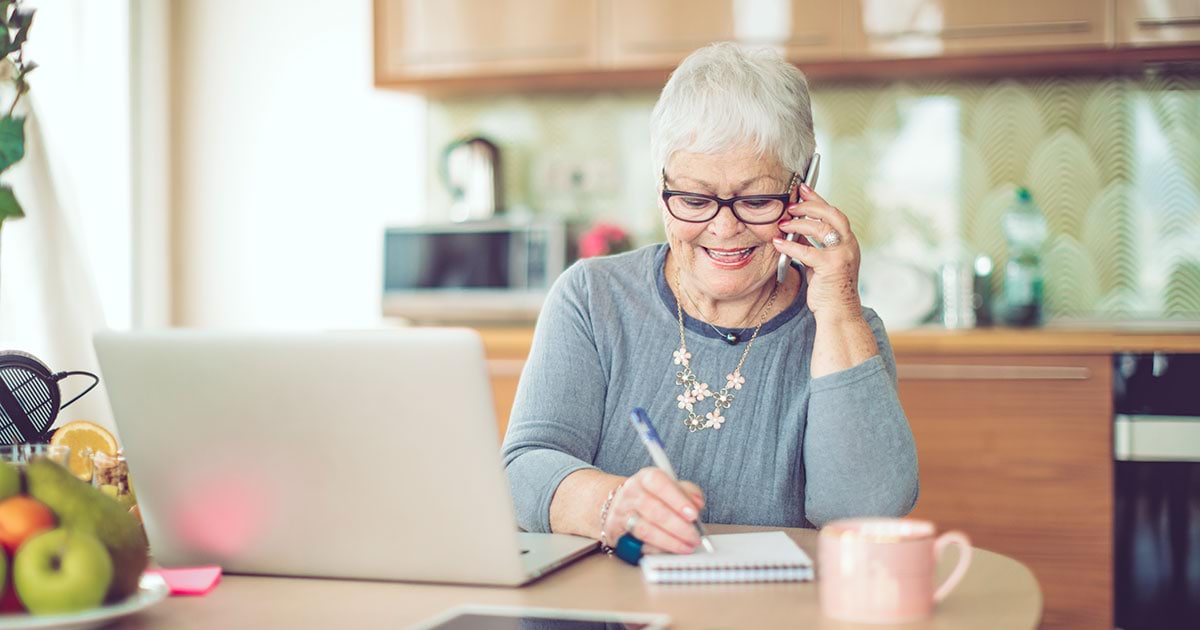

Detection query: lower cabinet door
xmin=896 ymin=354 xmax=1112 ymax=630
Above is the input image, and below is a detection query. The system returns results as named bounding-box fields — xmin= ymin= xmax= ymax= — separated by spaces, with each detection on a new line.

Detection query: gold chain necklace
xmin=671 ymin=274 xmax=779 ymax=432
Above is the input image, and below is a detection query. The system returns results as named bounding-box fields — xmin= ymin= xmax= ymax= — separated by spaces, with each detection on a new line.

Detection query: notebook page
xmin=640 ymin=532 xmax=812 ymax=570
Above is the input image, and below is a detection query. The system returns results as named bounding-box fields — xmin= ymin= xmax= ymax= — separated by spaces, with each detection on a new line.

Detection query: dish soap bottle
xmin=1001 ymin=187 xmax=1047 ymax=327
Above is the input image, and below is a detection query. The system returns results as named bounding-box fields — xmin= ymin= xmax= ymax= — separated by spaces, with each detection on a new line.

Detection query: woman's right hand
xmin=602 ymin=467 xmax=705 ymax=555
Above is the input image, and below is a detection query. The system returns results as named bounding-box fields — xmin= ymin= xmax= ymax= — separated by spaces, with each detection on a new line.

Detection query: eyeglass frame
xmin=660 ymin=170 xmax=802 ymax=225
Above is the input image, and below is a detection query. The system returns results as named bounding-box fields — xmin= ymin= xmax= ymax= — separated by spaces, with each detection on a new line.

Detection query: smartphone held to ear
xmin=776 ymin=152 xmax=822 ymax=284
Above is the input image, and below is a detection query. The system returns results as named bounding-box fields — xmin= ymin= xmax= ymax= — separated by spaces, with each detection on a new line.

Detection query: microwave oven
xmin=382 ymin=219 xmax=572 ymax=323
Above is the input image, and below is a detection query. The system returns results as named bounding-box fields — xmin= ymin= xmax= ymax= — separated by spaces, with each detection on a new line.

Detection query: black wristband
xmin=614 ymin=533 xmax=644 ymax=566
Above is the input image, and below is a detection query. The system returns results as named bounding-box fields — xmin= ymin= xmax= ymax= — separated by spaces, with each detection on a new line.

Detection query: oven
xmin=1113 ymin=352 xmax=1200 ymax=629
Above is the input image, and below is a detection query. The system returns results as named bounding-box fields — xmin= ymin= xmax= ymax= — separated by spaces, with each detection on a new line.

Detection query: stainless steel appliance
xmin=1113 ymin=352 xmax=1200 ymax=629
xmin=381 ymin=219 xmax=571 ymax=323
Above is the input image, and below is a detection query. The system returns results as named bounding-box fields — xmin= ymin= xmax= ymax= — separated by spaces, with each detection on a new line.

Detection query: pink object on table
xmin=145 ymin=566 xmax=223 ymax=596
xmin=818 ymin=518 xmax=972 ymax=624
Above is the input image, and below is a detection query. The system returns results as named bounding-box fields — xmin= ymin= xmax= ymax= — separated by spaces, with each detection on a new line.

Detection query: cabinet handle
xmin=1136 ymin=17 xmax=1200 ymax=29
xmin=870 ymin=20 xmax=1091 ymax=41
xmin=487 ymin=359 xmax=526 ymax=377
xmin=898 ymin=364 xmax=1091 ymax=380
xmin=627 ymin=34 xmax=828 ymax=53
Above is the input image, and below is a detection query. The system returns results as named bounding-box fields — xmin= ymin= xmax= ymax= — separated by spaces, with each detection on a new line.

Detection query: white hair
xmin=650 ymin=42 xmax=815 ymax=178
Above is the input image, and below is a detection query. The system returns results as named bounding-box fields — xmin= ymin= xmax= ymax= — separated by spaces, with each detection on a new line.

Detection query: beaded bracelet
xmin=598 ymin=480 xmax=626 ymax=555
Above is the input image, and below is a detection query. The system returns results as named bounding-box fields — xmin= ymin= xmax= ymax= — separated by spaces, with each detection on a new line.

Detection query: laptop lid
xmin=94 ymin=328 xmax=534 ymax=585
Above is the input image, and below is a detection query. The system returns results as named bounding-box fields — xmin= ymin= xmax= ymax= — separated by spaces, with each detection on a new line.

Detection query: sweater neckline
xmin=652 ymin=243 xmax=808 ymax=345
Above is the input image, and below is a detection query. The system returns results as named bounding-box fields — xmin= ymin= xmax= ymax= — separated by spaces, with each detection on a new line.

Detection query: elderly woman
xmin=501 ymin=43 xmax=918 ymax=556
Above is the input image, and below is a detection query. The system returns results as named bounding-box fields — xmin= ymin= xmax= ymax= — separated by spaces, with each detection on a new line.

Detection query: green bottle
xmin=1001 ymin=187 xmax=1047 ymax=327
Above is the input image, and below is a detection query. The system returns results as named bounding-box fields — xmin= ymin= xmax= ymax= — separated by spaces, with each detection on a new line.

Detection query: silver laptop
xmin=93 ymin=328 xmax=597 ymax=586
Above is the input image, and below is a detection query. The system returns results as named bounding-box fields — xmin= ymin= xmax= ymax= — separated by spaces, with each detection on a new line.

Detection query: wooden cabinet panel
xmin=478 ymin=327 xmax=535 ymax=441
xmin=374 ymin=0 xmax=598 ymax=81
xmin=845 ymin=0 xmax=1112 ymax=58
xmin=606 ymin=0 xmax=843 ymax=68
xmin=897 ymin=354 xmax=1112 ymax=630
xmin=1117 ymin=0 xmax=1200 ymax=46
xmin=488 ymin=359 xmax=523 ymax=441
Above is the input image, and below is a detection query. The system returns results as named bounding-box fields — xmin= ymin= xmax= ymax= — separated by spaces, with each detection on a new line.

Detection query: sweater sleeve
xmin=801 ymin=309 xmax=919 ymax=527
xmin=500 ymin=263 xmax=605 ymax=533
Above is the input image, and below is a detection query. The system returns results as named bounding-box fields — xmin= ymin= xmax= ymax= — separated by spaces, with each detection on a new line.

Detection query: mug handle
xmin=932 ymin=531 xmax=973 ymax=603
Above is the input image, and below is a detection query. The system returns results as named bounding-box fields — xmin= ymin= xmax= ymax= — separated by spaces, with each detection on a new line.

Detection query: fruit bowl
xmin=0 ymin=573 xmax=167 ymax=629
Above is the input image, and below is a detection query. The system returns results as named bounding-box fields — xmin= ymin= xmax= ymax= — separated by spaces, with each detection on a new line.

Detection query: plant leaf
xmin=0 ymin=185 xmax=23 ymax=222
xmin=10 ymin=9 xmax=31 ymax=48
xmin=7 ymin=6 xmax=30 ymax=31
xmin=0 ymin=115 xmax=23 ymax=174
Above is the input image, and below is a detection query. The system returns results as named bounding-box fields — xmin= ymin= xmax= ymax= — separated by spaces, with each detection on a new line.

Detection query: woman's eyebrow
xmin=671 ymin=174 xmax=782 ymax=191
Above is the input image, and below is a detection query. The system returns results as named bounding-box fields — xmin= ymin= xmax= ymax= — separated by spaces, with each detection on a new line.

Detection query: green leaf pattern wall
xmin=428 ymin=73 xmax=1200 ymax=321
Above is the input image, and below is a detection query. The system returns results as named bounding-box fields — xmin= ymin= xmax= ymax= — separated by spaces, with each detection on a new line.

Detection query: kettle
xmin=440 ymin=136 xmax=503 ymax=222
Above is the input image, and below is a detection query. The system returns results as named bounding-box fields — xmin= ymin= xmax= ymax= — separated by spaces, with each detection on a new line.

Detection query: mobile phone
xmin=776 ymin=152 xmax=822 ymax=284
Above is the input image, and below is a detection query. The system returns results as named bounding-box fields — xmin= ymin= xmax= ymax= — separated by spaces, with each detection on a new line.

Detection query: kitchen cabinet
xmin=844 ymin=0 xmax=1112 ymax=58
xmin=1116 ymin=0 xmax=1200 ymax=46
xmin=896 ymin=354 xmax=1112 ymax=630
xmin=373 ymin=0 xmax=598 ymax=82
xmin=479 ymin=328 xmax=532 ymax=441
xmin=375 ymin=0 xmax=1200 ymax=90
xmin=605 ymin=0 xmax=844 ymax=69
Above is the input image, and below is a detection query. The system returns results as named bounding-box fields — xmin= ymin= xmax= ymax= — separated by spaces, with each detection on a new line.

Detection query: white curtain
xmin=0 ymin=102 xmax=115 ymax=434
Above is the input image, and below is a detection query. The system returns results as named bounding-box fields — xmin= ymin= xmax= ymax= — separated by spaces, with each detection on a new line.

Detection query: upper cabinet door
xmin=845 ymin=0 xmax=1112 ymax=58
xmin=1117 ymin=0 xmax=1200 ymax=46
xmin=375 ymin=0 xmax=599 ymax=81
xmin=605 ymin=0 xmax=844 ymax=69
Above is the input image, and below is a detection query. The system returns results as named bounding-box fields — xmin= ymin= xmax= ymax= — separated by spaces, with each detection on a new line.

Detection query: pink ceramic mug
xmin=818 ymin=518 xmax=972 ymax=624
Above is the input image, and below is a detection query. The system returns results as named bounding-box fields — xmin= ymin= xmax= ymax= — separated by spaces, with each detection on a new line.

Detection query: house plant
xmin=0 ymin=0 xmax=35 ymax=237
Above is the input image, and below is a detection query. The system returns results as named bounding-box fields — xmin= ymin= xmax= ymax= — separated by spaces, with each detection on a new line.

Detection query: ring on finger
xmin=822 ymin=229 xmax=842 ymax=248
xmin=624 ymin=513 xmax=640 ymax=533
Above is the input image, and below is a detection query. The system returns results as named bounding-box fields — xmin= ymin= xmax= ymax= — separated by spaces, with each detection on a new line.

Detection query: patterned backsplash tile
xmin=427 ymin=73 xmax=1200 ymax=321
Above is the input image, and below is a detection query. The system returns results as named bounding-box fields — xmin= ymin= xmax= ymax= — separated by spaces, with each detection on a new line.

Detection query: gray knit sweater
xmin=501 ymin=244 xmax=918 ymax=533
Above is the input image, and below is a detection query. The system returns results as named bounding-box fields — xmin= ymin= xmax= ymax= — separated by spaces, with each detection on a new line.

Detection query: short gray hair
xmin=650 ymin=42 xmax=815 ymax=178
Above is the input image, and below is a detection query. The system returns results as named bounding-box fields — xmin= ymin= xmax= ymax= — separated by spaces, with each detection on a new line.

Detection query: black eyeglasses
xmin=661 ymin=170 xmax=800 ymax=225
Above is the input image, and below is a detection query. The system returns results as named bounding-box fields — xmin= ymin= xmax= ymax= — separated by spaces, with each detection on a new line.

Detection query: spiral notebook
xmin=640 ymin=532 xmax=814 ymax=584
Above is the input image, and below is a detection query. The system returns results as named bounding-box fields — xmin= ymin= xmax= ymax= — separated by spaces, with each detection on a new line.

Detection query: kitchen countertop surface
xmin=472 ymin=325 xmax=1200 ymax=356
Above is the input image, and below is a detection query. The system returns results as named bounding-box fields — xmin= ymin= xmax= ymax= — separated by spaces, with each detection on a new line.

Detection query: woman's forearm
xmin=549 ymin=469 xmax=626 ymax=537
xmin=810 ymin=312 xmax=879 ymax=378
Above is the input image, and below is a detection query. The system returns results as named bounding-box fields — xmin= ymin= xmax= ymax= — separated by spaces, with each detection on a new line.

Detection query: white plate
xmin=858 ymin=256 xmax=937 ymax=330
xmin=0 ymin=574 xmax=169 ymax=630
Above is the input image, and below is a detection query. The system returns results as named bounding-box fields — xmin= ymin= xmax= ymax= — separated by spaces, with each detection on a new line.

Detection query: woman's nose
xmin=707 ymin=203 xmax=744 ymax=236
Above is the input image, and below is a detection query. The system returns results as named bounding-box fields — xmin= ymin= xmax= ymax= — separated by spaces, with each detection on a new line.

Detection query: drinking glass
xmin=0 ymin=444 xmax=71 ymax=468
xmin=91 ymin=451 xmax=138 ymax=516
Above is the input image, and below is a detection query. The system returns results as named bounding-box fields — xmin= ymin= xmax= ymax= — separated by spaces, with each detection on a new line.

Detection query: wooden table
xmin=123 ymin=525 xmax=1042 ymax=628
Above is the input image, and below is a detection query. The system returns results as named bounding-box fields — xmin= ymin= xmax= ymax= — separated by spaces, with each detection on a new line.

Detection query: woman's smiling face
xmin=661 ymin=146 xmax=794 ymax=303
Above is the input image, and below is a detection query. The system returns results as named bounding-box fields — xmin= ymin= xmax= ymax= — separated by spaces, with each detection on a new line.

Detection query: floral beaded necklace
xmin=671 ymin=271 xmax=779 ymax=432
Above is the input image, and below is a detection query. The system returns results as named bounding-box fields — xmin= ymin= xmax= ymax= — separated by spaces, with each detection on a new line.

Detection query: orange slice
xmin=49 ymin=420 xmax=119 ymax=480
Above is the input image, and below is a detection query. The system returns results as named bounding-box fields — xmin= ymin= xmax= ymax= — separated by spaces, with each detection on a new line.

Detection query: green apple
xmin=13 ymin=528 xmax=112 ymax=615
xmin=24 ymin=459 xmax=148 ymax=601
xmin=0 ymin=462 xmax=20 ymax=500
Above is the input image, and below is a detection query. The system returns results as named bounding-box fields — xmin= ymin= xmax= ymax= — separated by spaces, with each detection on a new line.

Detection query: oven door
xmin=1113 ymin=412 xmax=1200 ymax=628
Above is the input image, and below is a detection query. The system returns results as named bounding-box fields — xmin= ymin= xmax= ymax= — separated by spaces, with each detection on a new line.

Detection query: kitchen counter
xmin=475 ymin=325 xmax=1200 ymax=356
xmin=890 ymin=326 xmax=1200 ymax=355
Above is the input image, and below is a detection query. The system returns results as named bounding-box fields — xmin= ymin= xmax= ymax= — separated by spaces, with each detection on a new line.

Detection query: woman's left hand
xmin=773 ymin=182 xmax=863 ymax=321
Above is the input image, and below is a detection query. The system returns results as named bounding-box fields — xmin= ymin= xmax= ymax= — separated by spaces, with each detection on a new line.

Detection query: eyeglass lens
xmin=666 ymin=195 xmax=786 ymax=224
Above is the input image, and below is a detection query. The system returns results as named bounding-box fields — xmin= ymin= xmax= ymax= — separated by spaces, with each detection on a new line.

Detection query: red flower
xmin=578 ymin=222 xmax=631 ymax=258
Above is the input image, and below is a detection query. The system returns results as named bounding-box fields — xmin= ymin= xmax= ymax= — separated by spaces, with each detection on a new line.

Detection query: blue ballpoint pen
xmin=629 ymin=408 xmax=716 ymax=553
